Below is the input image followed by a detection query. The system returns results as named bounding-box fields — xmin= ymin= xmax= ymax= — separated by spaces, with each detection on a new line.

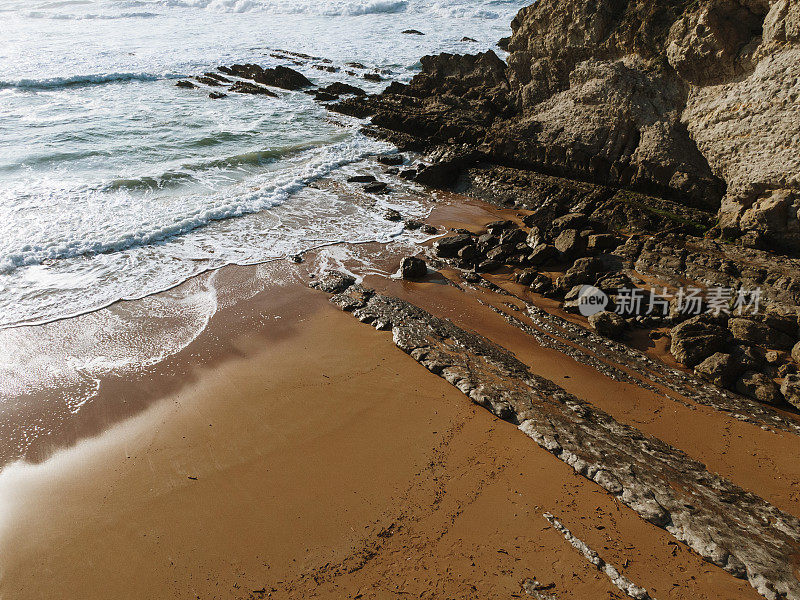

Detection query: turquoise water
xmin=0 ymin=0 xmax=526 ymax=326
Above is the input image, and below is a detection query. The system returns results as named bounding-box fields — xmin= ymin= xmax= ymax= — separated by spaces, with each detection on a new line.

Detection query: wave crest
xmin=0 ymin=72 xmax=180 ymax=91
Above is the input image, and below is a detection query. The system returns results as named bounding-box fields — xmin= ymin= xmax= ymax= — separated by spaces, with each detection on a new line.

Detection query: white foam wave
xmin=129 ymin=0 xmax=408 ymax=16
xmin=24 ymin=10 xmax=159 ymax=19
xmin=0 ymin=72 xmax=179 ymax=90
xmin=0 ymin=138 xmax=388 ymax=275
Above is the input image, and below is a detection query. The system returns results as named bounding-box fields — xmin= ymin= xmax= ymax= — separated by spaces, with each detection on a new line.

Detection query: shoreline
xmin=1 ymin=186 xmax=797 ymax=598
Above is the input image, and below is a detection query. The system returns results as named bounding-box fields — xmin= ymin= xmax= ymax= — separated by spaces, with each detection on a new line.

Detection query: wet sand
xmin=0 ymin=192 xmax=792 ymax=599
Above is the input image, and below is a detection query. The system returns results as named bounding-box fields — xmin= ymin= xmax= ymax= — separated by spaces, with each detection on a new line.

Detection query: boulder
xmin=208 ymin=92 xmax=227 ymax=99
xmin=364 ymin=181 xmax=389 ymax=194
xmin=225 ymin=64 xmax=313 ymax=90
xmin=402 ymin=29 xmax=425 ymax=35
xmin=553 ymin=229 xmax=586 ymax=259
xmin=229 ymin=81 xmax=278 ymax=96
xmin=587 ymin=234 xmax=619 ymax=253
xmin=528 ymin=244 xmax=559 ymax=267
xmin=530 ymin=274 xmax=553 ymax=294
xmin=792 ymin=341 xmax=800 ymax=364
xmin=526 ymin=226 xmax=543 ymax=249
xmin=320 ymin=82 xmax=366 ymax=96
xmin=670 ymin=315 xmax=731 ymax=367
xmin=780 ymin=374 xmax=800 ymax=409
xmin=433 ymin=234 xmax=473 ymax=258
xmin=735 ymin=372 xmax=782 ymax=405
xmin=314 ymin=91 xmax=338 ymax=102
xmin=728 ymin=318 xmax=795 ymax=350
xmin=457 ymin=244 xmax=478 ymax=263
xmin=348 ymin=175 xmax=376 ymax=183
xmin=694 ymin=352 xmax=740 ymax=388
xmin=400 ymin=257 xmax=428 ymax=280
xmin=551 ymin=213 xmax=587 ymax=232
xmin=311 ymin=271 xmax=356 ymax=294
xmin=175 ymin=80 xmax=196 ymax=89
xmin=384 ymin=208 xmax=401 ymax=221
xmin=588 ymin=311 xmax=626 ymax=339
xmin=378 ymin=154 xmax=405 ymax=166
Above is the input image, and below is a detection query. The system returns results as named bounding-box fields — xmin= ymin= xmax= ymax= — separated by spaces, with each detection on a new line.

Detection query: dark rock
xmin=735 ymin=372 xmax=782 ymax=405
xmin=528 ymin=244 xmax=559 ymax=267
xmin=314 ymin=91 xmax=338 ymax=102
xmin=780 ymin=374 xmax=800 ymax=409
xmin=553 ymin=229 xmax=586 ymax=259
xmin=288 ymin=254 xmax=303 ymax=264
xmin=404 ymin=219 xmax=423 ymax=230
xmin=457 ymin=244 xmax=478 ymax=263
xmin=347 ymin=174 xmax=376 ymax=183
xmin=229 ymin=81 xmax=278 ymax=96
xmin=208 ymin=92 xmax=227 ymax=99
xmin=421 ymin=224 xmax=438 ymax=234
xmin=364 ymin=181 xmax=389 ymax=194
xmin=400 ymin=256 xmax=428 ymax=280
xmin=384 ymin=209 xmax=401 ymax=221
xmin=530 ymin=273 xmax=553 ymax=294
xmin=552 ymin=212 xmax=587 ymax=232
xmin=588 ymin=311 xmax=626 ymax=339
xmin=516 ymin=269 xmax=538 ymax=286
xmin=485 ymin=220 xmax=514 ymax=234
xmin=204 ymin=72 xmax=231 ymax=83
xmin=320 ymin=82 xmax=366 ymax=96
xmin=526 ymin=226 xmax=543 ymax=249
xmin=225 ymin=64 xmax=313 ymax=90
xmin=670 ymin=315 xmax=731 ymax=368
xmin=433 ymin=234 xmax=473 ymax=258
xmin=399 ymin=169 xmax=417 ymax=180
xmin=363 ymin=73 xmax=383 ymax=82
xmin=497 ymin=36 xmax=510 ymax=51
xmin=378 ymin=154 xmax=405 ymax=166
xmin=694 ymin=353 xmax=741 ymax=388
xmin=461 ymin=37 xmax=478 ymax=43
xmin=729 ymin=318 xmax=795 ymax=351
xmin=310 ymin=270 xmax=356 ymax=294
xmin=402 ymin=29 xmax=425 ymax=35
xmin=195 ymin=76 xmax=222 ymax=86
xmin=793 ymin=341 xmax=800 ymax=364
xmin=477 ymin=259 xmax=502 ymax=272
xmin=500 ymin=228 xmax=527 ymax=245
xmin=486 ymin=243 xmax=515 ymax=262
xmin=587 ymin=234 xmax=619 ymax=253
xmin=175 ymin=80 xmax=196 ymax=89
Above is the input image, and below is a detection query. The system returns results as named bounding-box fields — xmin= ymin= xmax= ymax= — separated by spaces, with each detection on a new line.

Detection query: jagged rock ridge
xmin=334 ymin=0 xmax=800 ymax=252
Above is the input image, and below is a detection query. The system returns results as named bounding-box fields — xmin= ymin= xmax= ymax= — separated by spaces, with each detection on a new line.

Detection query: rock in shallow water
xmin=400 ymin=257 xmax=427 ymax=280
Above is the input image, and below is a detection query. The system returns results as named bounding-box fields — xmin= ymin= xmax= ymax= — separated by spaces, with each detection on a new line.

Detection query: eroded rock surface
xmin=311 ymin=271 xmax=800 ymax=600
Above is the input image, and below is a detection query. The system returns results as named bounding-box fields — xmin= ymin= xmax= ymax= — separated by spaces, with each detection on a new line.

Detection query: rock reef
xmin=333 ymin=0 xmax=800 ymax=252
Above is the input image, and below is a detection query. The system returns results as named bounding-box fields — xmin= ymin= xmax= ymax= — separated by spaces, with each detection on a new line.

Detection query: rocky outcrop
xmin=311 ymin=271 xmax=800 ymax=600
xmin=334 ymin=0 xmax=800 ymax=251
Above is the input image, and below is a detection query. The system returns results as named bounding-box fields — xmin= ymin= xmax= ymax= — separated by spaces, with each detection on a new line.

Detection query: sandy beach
xmin=1 ymin=193 xmax=795 ymax=599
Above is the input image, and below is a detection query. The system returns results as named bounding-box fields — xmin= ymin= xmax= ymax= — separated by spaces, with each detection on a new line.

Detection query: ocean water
xmin=0 ymin=0 xmax=526 ymax=328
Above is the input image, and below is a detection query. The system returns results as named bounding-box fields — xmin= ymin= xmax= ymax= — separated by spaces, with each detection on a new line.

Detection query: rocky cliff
xmin=335 ymin=0 xmax=800 ymax=252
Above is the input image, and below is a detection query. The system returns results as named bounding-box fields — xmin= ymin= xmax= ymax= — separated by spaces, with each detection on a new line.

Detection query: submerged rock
xmin=229 ymin=81 xmax=278 ymax=96
xmin=224 ymin=63 xmax=313 ymax=90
